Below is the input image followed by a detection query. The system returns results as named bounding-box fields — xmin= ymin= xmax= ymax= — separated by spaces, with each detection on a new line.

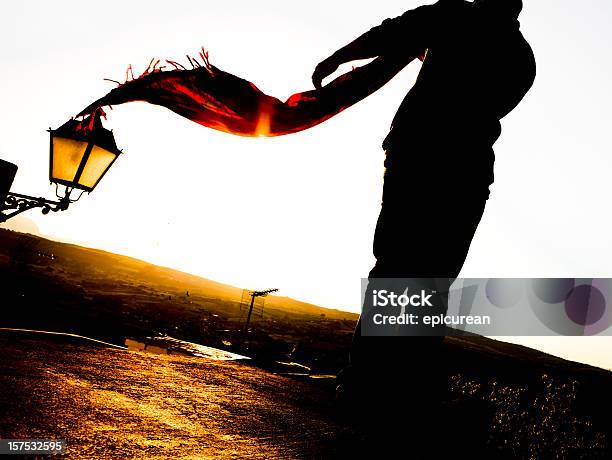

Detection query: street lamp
xmin=49 ymin=112 xmax=121 ymax=192
xmin=1 ymin=111 xmax=122 ymax=223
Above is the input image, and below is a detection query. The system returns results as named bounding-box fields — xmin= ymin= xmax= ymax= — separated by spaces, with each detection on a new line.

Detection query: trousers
xmin=350 ymin=154 xmax=490 ymax=373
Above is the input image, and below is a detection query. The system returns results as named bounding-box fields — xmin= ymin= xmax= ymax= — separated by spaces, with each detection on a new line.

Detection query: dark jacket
xmin=360 ymin=0 xmax=536 ymax=188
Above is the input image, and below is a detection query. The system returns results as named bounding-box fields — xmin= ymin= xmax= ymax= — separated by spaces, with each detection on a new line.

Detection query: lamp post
xmin=0 ymin=112 xmax=121 ymax=223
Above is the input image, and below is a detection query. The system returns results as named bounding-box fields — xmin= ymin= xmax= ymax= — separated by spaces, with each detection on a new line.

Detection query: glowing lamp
xmin=49 ymin=114 xmax=121 ymax=192
xmin=0 ymin=112 xmax=122 ymax=223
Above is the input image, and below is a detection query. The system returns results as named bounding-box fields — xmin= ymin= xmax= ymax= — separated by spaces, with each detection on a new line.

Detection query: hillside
xmin=0 ymin=228 xmax=357 ymax=372
xmin=0 ymin=228 xmax=355 ymax=319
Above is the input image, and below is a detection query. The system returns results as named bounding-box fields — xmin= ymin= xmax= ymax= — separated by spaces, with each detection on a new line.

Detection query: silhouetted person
xmin=313 ymin=0 xmax=536 ymax=411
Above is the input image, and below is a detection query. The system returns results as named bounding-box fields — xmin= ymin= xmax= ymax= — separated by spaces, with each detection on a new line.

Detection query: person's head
xmin=474 ymin=0 xmax=523 ymax=20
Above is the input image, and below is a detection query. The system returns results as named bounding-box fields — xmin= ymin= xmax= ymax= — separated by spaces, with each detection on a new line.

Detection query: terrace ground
xmin=1 ymin=333 xmax=610 ymax=459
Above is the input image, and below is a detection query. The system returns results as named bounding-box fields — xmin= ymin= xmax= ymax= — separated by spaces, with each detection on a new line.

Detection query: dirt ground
xmin=0 ymin=335 xmax=351 ymax=459
xmin=1 ymin=333 xmax=610 ymax=459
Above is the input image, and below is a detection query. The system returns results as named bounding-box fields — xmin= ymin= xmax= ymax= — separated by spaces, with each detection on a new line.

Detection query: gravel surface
xmin=2 ymin=334 xmax=609 ymax=458
xmin=0 ymin=336 xmax=350 ymax=459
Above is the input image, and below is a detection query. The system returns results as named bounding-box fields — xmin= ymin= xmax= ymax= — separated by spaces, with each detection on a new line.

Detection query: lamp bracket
xmin=0 ymin=190 xmax=71 ymax=223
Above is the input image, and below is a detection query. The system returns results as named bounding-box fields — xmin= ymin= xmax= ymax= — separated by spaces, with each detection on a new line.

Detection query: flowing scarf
xmin=76 ymin=49 xmax=413 ymax=137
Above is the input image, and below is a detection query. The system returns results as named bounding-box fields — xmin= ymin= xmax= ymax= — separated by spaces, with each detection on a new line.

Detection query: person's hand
xmin=312 ymin=55 xmax=341 ymax=90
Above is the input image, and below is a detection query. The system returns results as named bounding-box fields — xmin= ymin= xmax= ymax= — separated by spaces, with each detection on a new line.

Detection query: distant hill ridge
xmin=0 ymin=228 xmax=358 ymax=321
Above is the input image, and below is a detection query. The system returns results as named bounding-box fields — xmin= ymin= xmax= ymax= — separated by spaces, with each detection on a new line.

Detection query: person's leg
xmin=346 ymin=187 xmax=489 ymax=402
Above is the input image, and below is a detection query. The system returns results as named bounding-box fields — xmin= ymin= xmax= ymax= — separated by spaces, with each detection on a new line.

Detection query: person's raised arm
xmin=312 ymin=4 xmax=436 ymax=89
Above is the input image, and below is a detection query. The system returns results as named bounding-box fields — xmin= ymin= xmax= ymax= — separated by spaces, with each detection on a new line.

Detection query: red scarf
xmin=77 ymin=50 xmax=410 ymax=137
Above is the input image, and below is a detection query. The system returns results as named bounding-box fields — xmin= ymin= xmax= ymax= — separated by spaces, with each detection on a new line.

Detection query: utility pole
xmin=241 ymin=288 xmax=278 ymax=351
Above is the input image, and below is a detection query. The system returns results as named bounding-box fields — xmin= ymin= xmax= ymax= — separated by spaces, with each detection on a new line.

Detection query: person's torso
xmin=383 ymin=1 xmax=536 ymax=188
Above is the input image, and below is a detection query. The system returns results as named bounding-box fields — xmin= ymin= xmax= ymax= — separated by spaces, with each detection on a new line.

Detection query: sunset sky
xmin=1 ymin=0 xmax=611 ymax=369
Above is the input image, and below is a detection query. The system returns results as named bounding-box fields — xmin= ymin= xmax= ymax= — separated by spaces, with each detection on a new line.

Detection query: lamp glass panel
xmin=51 ymin=137 xmax=88 ymax=183
xmin=78 ymin=145 xmax=116 ymax=189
